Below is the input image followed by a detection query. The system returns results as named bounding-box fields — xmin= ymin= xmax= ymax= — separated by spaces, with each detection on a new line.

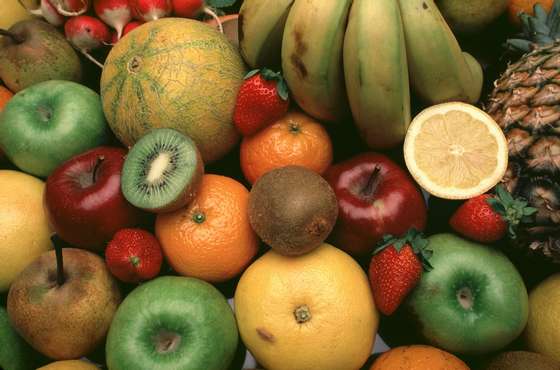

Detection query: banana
xmin=238 ymin=0 xmax=294 ymax=69
xmin=343 ymin=0 xmax=411 ymax=149
xmin=397 ymin=0 xmax=480 ymax=104
xmin=462 ymin=51 xmax=484 ymax=103
xmin=281 ymin=0 xmax=352 ymax=122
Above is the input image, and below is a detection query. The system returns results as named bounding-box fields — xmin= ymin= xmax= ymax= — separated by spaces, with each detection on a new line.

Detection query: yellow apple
xmin=0 ymin=170 xmax=52 ymax=291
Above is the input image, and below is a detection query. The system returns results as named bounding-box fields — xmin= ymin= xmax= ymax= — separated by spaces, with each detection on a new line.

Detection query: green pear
xmin=0 ymin=306 xmax=47 ymax=370
xmin=0 ymin=19 xmax=82 ymax=92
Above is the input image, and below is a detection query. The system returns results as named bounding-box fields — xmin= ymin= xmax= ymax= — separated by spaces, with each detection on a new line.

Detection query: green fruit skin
xmin=0 ymin=307 xmax=46 ymax=370
xmin=106 ymin=276 xmax=238 ymax=370
xmin=436 ymin=0 xmax=509 ymax=34
xmin=407 ymin=233 xmax=529 ymax=355
xmin=0 ymin=80 xmax=110 ymax=178
xmin=0 ymin=20 xmax=82 ymax=92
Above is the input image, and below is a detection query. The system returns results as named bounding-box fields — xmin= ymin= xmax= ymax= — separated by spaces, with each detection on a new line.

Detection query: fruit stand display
xmin=0 ymin=0 xmax=559 ymax=369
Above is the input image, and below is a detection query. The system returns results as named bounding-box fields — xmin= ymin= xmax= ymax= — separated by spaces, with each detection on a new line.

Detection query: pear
xmin=7 ymin=236 xmax=121 ymax=360
xmin=0 ymin=19 xmax=82 ymax=92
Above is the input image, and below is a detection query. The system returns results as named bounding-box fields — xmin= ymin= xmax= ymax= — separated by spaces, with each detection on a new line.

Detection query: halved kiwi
xmin=121 ymin=128 xmax=204 ymax=213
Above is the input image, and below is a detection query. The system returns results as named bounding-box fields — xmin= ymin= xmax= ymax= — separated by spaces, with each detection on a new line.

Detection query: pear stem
xmin=51 ymin=235 xmax=65 ymax=286
xmin=0 ymin=29 xmax=24 ymax=44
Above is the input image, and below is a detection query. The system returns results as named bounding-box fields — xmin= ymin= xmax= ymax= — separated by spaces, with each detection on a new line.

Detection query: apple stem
xmin=92 ymin=156 xmax=105 ymax=183
xmin=0 ymin=29 xmax=24 ymax=44
xmin=51 ymin=235 xmax=66 ymax=286
xmin=361 ymin=166 xmax=382 ymax=199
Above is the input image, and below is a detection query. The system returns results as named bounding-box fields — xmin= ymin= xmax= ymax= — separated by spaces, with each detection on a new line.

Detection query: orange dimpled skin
xmin=370 ymin=345 xmax=470 ymax=370
xmin=0 ymin=86 xmax=13 ymax=111
xmin=155 ymin=174 xmax=259 ymax=283
xmin=240 ymin=111 xmax=333 ymax=184
xmin=508 ymin=0 xmax=554 ymax=26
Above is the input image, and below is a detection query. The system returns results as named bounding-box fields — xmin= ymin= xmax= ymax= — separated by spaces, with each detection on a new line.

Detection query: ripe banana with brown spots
xmin=397 ymin=0 xmax=483 ymax=104
xmin=238 ymin=0 xmax=294 ymax=69
xmin=281 ymin=0 xmax=352 ymax=122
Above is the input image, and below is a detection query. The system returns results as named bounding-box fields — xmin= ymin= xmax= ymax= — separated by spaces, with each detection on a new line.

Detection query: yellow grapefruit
xmin=37 ymin=360 xmax=99 ymax=370
xmin=525 ymin=273 xmax=560 ymax=362
xmin=100 ymin=18 xmax=247 ymax=163
xmin=234 ymin=243 xmax=378 ymax=370
xmin=0 ymin=170 xmax=52 ymax=292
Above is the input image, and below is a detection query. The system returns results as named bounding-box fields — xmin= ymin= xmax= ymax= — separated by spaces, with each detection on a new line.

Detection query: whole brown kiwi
xmin=248 ymin=165 xmax=338 ymax=256
xmin=483 ymin=351 xmax=560 ymax=370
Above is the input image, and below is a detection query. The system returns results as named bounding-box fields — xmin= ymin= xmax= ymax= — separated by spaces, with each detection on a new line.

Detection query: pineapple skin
xmin=485 ymin=42 xmax=560 ymax=264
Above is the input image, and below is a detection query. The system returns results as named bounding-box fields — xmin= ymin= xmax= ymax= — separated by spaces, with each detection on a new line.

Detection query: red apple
xmin=324 ymin=152 xmax=427 ymax=256
xmin=44 ymin=146 xmax=147 ymax=252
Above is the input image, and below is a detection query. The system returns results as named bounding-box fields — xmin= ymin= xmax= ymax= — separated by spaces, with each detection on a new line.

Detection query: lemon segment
xmin=404 ymin=102 xmax=508 ymax=199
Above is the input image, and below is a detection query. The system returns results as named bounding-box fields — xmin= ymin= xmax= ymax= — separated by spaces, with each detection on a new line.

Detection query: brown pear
xmin=7 ymin=246 xmax=121 ymax=360
xmin=0 ymin=19 xmax=82 ymax=92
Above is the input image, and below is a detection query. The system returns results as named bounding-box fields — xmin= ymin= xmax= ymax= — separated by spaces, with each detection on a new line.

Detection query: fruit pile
xmin=0 ymin=0 xmax=559 ymax=369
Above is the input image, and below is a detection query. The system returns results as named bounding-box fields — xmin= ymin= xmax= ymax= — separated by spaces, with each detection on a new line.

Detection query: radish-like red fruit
xmin=65 ymin=15 xmax=111 ymax=68
xmin=129 ymin=0 xmax=172 ymax=22
xmin=26 ymin=0 xmax=66 ymax=27
xmin=110 ymin=20 xmax=143 ymax=43
xmin=171 ymin=0 xmax=223 ymax=32
xmin=51 ymin=0 xmax=89 ymax=16
xmin=94 ymin=0 xmax=132 ymax=40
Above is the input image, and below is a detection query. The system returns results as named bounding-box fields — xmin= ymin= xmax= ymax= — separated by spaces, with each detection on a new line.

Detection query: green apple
xmin=0 ymin=80 xmax=110 ymax=177
xmin=106 ymin=276 xmax=238 ymax=370
xmin=0 ymin=306 xmax=47 ymax=370
xmin=405 ymin=233 xmax=529 ymax=355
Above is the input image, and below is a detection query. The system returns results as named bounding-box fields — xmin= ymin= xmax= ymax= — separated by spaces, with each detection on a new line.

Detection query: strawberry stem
xmin=374 ymin=228 xmax=433 ymax=271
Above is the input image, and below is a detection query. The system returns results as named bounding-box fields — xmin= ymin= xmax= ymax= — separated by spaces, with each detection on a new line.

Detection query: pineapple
xmin=485 ymin=2 xmax=560 ymax=264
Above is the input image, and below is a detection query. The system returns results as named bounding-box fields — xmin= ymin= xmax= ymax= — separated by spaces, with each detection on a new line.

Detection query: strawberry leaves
xmin=487 ymin=185 xmax=537 ymax=239
xmin=374 ymin=228 xmax=433 ymax=271
xmin=244 ymin=68 xmax=289 ymax=101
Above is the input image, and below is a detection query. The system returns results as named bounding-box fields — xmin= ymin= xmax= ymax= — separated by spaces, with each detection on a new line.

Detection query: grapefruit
xmin=234 ymin=243 xmax=379 ymax=370
xmin=100 ymin=18 xmax=247 ymax=163
xmin=0 ymin=170 xmax=53 ymax=292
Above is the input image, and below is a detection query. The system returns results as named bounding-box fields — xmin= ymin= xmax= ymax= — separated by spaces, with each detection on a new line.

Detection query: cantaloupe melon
xmin=100 ymin=18 xmax=247 ymax=163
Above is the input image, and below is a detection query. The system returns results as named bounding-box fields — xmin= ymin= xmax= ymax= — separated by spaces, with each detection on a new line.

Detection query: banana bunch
xmin=239 ymin=0 xmax=483 ymax=150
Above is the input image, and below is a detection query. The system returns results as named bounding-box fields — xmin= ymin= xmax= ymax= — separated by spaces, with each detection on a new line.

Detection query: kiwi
xmin=483 ymin=351 xmax=560 ymax=370
xmin=248 ymin=165 xmax=338 ymax=256
xmin=121 ymin=128 xmax=204 ymax=213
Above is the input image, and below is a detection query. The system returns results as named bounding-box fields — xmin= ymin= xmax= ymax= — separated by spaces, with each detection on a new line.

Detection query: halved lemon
xmin=403 ymin=102 xmax=508 ymax=199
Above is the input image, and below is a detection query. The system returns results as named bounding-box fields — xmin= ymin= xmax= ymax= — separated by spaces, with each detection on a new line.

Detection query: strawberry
xmin=233 ymin=68 xmax=290 ymax=136
xmin=449 ymin=185 xmax=537 ymax=243
xmin=105 ymin=228 xmax=163 ymax=283
xmin=368 ymin=229 xmax=432 ymax=316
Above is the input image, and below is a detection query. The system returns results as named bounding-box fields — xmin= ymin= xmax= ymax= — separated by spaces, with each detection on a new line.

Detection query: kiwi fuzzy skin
xmin=483 ymin=351 xmax=560 ymax=370
xmin=248 ymin=165 xmax=338 ymax=256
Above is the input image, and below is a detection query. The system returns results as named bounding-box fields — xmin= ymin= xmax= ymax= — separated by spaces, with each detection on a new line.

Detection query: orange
xmin=234 ymin=243 xmax=379 ymax=370
xmin=155 ymin=174 xmax=259 ymax=283
xmin=370 ymin=345 xmax=470 ymax=370
xmin=0 ymin=86 xmax=13 ymax=111
xmin=240 ymin=111 xmax=333 ymax=184
xmin=508 ymin=0 xmax=554 ymax=26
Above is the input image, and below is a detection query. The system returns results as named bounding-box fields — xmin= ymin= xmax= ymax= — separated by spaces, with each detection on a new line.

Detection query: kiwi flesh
xmin=483 ymin=351 xmax=560 ymax=370
xmin=248 ymin=165 xmax=338 ymax=256
xmin=121 ymin=128 xmax=204 ymax=213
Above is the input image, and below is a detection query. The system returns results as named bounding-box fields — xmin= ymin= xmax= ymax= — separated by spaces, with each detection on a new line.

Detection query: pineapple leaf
xmin=549 ymin=0 xmax=560 ymax=36
xmin=505 ymin=39 xmax=533 ymax=53
xmin=534 ymin=4 xmax=549 ymax=25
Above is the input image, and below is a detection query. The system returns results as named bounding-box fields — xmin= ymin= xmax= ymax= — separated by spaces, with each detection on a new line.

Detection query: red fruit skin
xmin=94 ymin=0 xmax=132 ymax=39
xmin=64 ymin=15 xmax=112 ymax=51
xmin=105 ymin=228 xmax=163 ymax=283
xmin=449 ymin=194 xmax=507 ymax=243
xmin=129 ymin=0 xmax=172 ymax=21
xmin=44 ymin=147 xmax=147 ymax=252
xmin=62 ymin=0 xmax=91 ymax=12
xmin=171 ymin=0 xmax=204 ymax=17
xmin=324 ymin=152 xmax=427 ymax=256
xmin=368 ymin=244 xmax=423 ymax=316
xmin=233 ymin=74 xmax=290 ymax=136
